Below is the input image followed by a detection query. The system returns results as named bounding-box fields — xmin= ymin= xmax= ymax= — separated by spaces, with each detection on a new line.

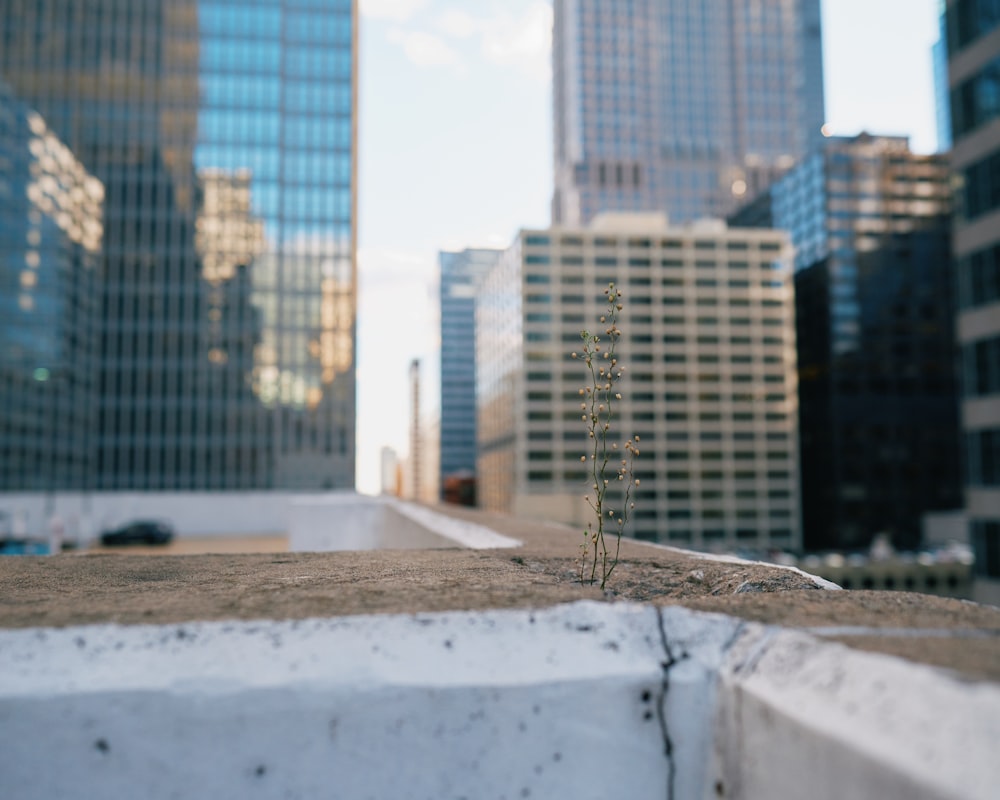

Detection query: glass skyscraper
xmin=0 ymin=0 xmax=357 ymax=490
xmin=730 ymin=134 xmax=959 ymax=553
xmin=438 ymin=248 xmax=500 ymax=501
xmin=0 ymin=80 xmax=103 ymax=490
xmin=552 ymin=0 xmax=825 ymax=226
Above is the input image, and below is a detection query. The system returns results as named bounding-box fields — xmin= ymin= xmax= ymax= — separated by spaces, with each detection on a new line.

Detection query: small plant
xmin=572 ymin=282 xmax=639 ymax=589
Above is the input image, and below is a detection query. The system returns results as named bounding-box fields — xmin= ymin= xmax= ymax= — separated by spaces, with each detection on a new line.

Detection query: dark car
xmin=100 ymin=520 xmax=174 ymax=546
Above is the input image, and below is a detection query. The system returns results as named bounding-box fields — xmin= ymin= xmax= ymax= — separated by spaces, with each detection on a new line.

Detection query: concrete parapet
xmin=713 ymin=624 xmax=1000 ymax=800
xmin=288 ymin=495 xmax=521 ymax=551
xmin=0 ymin=602 xmax=997 ymax=799
xmin=1 ymin=498 xmax=999 ymax=797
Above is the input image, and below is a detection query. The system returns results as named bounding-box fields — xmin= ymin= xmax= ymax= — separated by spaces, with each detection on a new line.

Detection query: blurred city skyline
xmin=356 ymin=0 xmax=944 ymax=494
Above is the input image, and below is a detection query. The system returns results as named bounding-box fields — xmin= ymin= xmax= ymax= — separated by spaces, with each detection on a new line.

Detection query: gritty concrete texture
xmin=89 ymin=535 xmax=289 ymax=556
xmin=2 ymin=602 xmax=998 ymax=800
xmin=2 ymin=501 xmax=999 ymax=681
xmin=712 ymin=622 xmax=1000 ymax=800
xmin=0 ymin=603 xmax=733 ymax=800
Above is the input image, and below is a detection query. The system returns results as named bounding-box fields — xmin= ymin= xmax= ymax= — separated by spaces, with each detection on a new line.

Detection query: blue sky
xmin=354 ymin=0 xmax=943 ymax=493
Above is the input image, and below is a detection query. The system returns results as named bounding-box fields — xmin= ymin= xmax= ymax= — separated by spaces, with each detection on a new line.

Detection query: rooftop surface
xmin=3 ymin=503 xmax=998 ymax=682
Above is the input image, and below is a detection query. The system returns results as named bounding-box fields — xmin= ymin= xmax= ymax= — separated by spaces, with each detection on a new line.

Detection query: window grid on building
xmin=478 ymin=218 xmax=800 ymax=553
xmin=0 ymin=0 xmax=357 ymax=490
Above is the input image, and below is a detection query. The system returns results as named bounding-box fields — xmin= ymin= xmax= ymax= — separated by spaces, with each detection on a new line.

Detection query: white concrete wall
xmin=0 ymin=491 xmax=307 ymax=542
xmin=1 ymin=602 xmax=997 ymax=800
xmin=287 ymin=495 xmax=521 ymax=551
xmin=712 ymin=625 xmax=1000 ymax=800
xmin=0 ymin=603 xmax=733 ymax=800
xmin=0 ymin=493 xmax=520 ymax=551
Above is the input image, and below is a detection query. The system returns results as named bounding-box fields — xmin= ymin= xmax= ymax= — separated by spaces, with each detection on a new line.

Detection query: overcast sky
xmin=354 ymin=0 xmax=944 ymax=494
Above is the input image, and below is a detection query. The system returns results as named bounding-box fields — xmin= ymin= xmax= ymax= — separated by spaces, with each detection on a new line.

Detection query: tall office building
xmin=933 ymin=10 xmax=953 ymax=152
xmin=0 ymin=0 xmax=358 ymax=490
xmin=945 ymin=0 xmax=1000 ymax=603
xmin=408 ymin=358 xmax=422 ymax=502
xmin=438 ymin=248 xmax=501 ymax=500
xmin=730 ymin=134 xmax=959 ymax=553
xmin=477 ymin=215 xmax=800 ymax=553
xmin=552 ymin=0 xmax=825 ymax=226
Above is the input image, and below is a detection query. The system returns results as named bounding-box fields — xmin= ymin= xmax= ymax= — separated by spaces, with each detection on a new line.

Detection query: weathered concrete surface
xmin=2 ymin=602 xmax=997 ymax=800
xmin=2 ymin=503 xmax=998 ymax=681
xmin=711 ymin=623 xmax=1000 ymax=800
xmin=0 ymin=603 xmax=732 ymax=800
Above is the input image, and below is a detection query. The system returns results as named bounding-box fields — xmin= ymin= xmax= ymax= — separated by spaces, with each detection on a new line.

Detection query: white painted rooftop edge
xmin=387 ymin=497 xmax=522 ymax=549
xmin=646 ymin=540 xmax=844 ymax=590
xmin=1 ymin=602 xmax=997 ymax=800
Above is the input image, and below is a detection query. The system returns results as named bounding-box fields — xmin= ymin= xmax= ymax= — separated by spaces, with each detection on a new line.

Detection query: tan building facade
xmin=477 ymin=215 xmax=800 ymax=553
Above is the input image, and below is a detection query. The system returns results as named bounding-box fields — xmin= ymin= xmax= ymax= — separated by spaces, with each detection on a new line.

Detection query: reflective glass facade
xmin=552 ymin=0 xmax=825 ymax=226
xmin=731 ymin=135 xmax=959 ymax=552
xmin=0 ymin=0 xmax=357 ymax=490
xmin=438 ymin=248 xmax=500 ymax=496
xmin=933 ymin=12 xmax=953 ymax=152
xmin=0 ymin=80 xmax=103 ymax=489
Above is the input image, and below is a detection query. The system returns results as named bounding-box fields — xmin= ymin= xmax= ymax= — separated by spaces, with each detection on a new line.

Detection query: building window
xmin=968 ymin=428 xmax=1000 ymax=485
xmin=965 ymin=337 xmax=1000 ymax=396
xmin=962 ymin=150 xmax=1000 ymax=220
xmin=947 ymin=0 xmax=1000 ymax=52
xmin=972 ymin=521 xmax=1000 ymax=578
xmin=528 ymin=470 xmax=553 ymax=481
xmin=958 ymin=243 xmax=1000 ymax=309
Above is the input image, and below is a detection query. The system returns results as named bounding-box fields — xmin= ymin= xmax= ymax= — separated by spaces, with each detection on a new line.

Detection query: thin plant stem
xmin=572 ymin=282 xmax=639 ymax=590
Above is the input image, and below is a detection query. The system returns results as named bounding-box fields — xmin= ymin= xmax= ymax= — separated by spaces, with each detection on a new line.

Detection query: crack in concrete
xmin=730 ymin=627 xmax=777 ymax=677
xmin=721 ymin=620 xmax=748 ymax=656
xmin=654 ymin=606 xmax=689 ymax=800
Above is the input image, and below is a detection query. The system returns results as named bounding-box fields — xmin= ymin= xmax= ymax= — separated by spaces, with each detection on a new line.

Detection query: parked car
xmin=100 ymin=520 xmax=174 ymax=546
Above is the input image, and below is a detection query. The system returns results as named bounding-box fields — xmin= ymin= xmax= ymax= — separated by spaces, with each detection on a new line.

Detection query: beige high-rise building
xmin=477 ymin=214 xmax=800 ymax=553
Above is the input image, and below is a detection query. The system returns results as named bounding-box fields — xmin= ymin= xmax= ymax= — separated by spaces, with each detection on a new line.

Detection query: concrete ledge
xmin=713 ymin=624 xmax=1000 ymax=800
xmin=288 ymin=495 xmax=521 ymax=551
xmin=2 ymin=499 xmax=999 ymax=681
xmin=3 ymin=496 xmax=1000 ymax=800
xmin=1 ymin=602 xmax=997 ymax=799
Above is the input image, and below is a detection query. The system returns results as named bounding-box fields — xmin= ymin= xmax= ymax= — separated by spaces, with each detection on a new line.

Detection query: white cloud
xmin=361 ymin=0 xmax=428 ymax=23
xmin=435 ymin=9 xmax=480 ymax=39
xmin=480 ymin=2 xmax=552 ymax=80
xmin=357 ymin=246 xmax=436 ymax=288
xmin=378 ymin=3 xmax=551 ymax=78
xmin=433 ymin=2 xmax=552 ymax=81
xmin=386 ymin=28 xmax=464 ymax=69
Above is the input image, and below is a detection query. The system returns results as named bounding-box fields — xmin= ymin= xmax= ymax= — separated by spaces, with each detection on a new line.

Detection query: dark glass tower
xmin=0 ymin=0 xmax=357 ymax=490
xmin=730 ymin=134 xmax=960 ymax=552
